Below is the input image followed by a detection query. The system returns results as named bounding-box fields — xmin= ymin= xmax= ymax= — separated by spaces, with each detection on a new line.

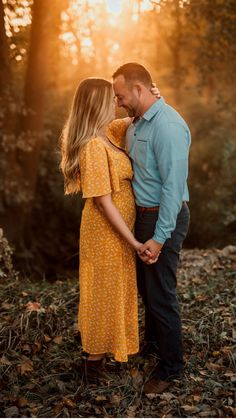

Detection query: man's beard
xmin=126 ymin=107 xmax=136 ymax=117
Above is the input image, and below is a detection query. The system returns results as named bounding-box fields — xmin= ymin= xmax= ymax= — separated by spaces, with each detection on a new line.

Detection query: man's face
xmin=113 ymin=75 xmax=140 ymax=117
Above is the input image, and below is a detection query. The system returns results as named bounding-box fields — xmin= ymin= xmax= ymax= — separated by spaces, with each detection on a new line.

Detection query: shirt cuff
xmin=152 ymin=232 xmax=167 ymax=245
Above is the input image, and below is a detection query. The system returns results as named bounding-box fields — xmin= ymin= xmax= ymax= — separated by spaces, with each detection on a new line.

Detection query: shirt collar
xmin=142 ymin=97 xmax=165 ymax=121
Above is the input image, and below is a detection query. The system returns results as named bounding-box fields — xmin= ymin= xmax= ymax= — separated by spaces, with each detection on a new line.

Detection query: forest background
xmin=0 ymin=0 xmax=235 ymax=278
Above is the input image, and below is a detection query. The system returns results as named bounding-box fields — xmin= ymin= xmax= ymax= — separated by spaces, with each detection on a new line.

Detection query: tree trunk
xmin=14 ymin=0 xmax=63 ymax=241
xmin=170 ymin=0 xmax=183 ymax=104
xmin=0 ymin=0 xmax=17 ymax=242
xmin=0 ymin=0 xmax=11 ymax=97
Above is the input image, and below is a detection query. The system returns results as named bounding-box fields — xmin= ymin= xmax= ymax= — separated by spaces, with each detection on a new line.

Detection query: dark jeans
xmin=135 ymin=203 xmax=190 ymax=380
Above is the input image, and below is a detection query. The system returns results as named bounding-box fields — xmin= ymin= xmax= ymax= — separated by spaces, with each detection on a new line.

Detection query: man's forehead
xmin=113 ymin=75 xmax=130 ymax=91
xmin=113 ymin=74 xmax=125 ymax=84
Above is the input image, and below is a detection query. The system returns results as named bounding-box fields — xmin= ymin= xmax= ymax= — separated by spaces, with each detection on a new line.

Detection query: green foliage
xmin=187 ymin=104 xmax=236 ymax=246
xmin=183 ymin=0 xmax=236 ymax=106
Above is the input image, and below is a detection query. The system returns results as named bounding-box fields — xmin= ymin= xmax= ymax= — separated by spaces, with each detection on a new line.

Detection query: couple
xmin=60 ymin=63 xmax=191 ymax=395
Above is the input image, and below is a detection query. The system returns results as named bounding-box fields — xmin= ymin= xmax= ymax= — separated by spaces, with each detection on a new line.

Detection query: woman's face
xmin=111 ymin=88 xmax=116 ymax=118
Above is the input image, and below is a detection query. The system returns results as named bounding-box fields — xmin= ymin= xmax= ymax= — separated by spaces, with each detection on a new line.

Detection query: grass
xmin=0 ymin=247 xmax=235 ymax=417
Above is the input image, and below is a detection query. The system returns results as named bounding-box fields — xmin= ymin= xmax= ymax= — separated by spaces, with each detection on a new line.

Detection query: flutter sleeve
xmin=79 ymin=138 xmax=120 ymax=198
xmin=106 ymin=119 xmax=127 ymax=149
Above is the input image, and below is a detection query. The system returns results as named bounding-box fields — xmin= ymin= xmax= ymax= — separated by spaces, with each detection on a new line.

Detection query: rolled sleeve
xmin=153 ymin=123 xmax=190 ymax=243
xmin=80 ymin=138 xmax=120 ymax=198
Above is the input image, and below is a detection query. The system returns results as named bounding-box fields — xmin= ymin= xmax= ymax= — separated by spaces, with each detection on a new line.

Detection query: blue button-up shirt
xmin=126 ymin=97 xmax=191 ymax=244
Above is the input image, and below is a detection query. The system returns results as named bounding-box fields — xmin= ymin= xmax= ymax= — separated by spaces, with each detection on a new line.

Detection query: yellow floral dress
xmin=78 ymin=119 xmax=139 ymax=362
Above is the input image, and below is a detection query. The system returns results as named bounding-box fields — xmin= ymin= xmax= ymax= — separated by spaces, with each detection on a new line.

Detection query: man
xmin=112 ymin=63 xmax=191 ymax=394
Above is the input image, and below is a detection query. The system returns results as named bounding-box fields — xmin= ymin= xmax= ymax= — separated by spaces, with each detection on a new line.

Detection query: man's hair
xmin=112 ymin=62 xmax=152 ymax=87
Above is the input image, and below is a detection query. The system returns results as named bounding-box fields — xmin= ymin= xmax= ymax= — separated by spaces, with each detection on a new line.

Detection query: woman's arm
xmin=94 ymin=193 xmax=141 ymax=251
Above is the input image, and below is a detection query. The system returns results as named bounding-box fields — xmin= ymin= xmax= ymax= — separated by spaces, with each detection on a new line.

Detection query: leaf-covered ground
xmin=0 ymin=247 xmax=235 ymax=418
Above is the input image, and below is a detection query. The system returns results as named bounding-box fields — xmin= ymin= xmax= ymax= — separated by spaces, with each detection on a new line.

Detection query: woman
xmin=60 ymin=78 xmax=155 ymax=373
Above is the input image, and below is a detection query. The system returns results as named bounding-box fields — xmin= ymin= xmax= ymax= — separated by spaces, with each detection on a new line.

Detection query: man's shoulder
xmin=150 ymin=104 xmax=189 ymax=137
xmin=161 ymin=102 xmax=187 ymax=125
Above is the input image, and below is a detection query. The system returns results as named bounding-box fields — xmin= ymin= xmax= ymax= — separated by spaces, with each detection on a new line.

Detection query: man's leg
xmin=135 ymin=204 xmax=190 ymax=380
xmin=136 ymin=254 xmax=159 ymax=355
xmin=136 ymin=212 xmax=159 ymax=350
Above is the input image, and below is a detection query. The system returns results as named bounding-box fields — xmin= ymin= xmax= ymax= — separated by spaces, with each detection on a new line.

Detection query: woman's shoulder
xmin=81 ymin=137 xmax=105 ymax=153
xmin=106 ymin=119 xmax=128 ymax=149
xmin=107 ymin=118 xmax=126 ymax=132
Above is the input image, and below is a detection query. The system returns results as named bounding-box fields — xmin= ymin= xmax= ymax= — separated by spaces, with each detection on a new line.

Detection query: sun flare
xmin=106 ymin=0 xmax=123 ymax=15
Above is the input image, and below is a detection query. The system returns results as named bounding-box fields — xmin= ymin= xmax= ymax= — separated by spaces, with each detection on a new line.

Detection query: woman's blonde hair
xmin=60 ymin=78 xmax=114 ymax=194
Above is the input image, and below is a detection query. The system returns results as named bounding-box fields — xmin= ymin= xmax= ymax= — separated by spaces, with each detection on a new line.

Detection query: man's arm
xmin=138 ymin=122 xmax=190 ymax=261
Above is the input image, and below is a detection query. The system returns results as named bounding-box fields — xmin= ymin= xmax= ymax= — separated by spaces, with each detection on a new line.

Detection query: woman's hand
xmin=150 ymin=82 xmax=161 ymax=98
xmin=138 ymin=239 xmax=162 ymax=264
xmin=134 ymin=241 xmax=158 ymax=264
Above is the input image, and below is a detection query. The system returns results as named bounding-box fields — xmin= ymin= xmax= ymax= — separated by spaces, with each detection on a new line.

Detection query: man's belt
xmin=136 ymin=205 xmax=159 ymax=213
xmin=136 ymin=202 xmax=187 ymax=213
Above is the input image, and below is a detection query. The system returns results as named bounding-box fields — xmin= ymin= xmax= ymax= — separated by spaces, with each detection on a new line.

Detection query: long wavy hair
xmin=60 ymin=78 xmax=114 ymax=194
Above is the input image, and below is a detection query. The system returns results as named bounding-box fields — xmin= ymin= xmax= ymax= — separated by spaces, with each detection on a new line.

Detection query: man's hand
xmin=137 ymin=239 xmax=163 ymax=265
xmin=138 ymin=249 xmax=158 ymax=264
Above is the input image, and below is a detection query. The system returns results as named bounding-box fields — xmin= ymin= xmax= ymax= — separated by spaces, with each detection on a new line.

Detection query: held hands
xmin=133 ymin=240 xmax=156 ymax=264
xmin=137 ymin=239 xmax=163 ymax=265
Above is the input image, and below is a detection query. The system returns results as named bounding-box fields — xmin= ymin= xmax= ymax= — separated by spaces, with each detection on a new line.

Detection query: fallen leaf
xmin=212 ymin=351 xmax=221 ymax=357
xmin=95 ymin=395 xmax=107 ymax=402
xmin=145 ymin=393 xmax=159 ymax=400
xmin=32 ymin=341 xmax=42 ymax=354
xmin=48 ymin=304 xmax=58 ymax=313
xmin=224 ymin=371 xmax=236 ymax=382
xmin=130 ymin=367 xmax=139 ymax=378
xmin=2 ymin=302 xmax=14 ymax=310
xmin=94 ymin=407 xmax=103 ymax=415
xmin=17 ymin=359 xmax=33 ymax=375
xmin=53 ymin=401 xmax=64 ymax=417
xmin=182 ymin=405 xmax=199 ymax=414
xmin=199 ymin=369 xmax=208 ymax=376
xmin=0 ymin=355 xmax=11 ymax=366
xmin=25 ymin=301 xmax=45 ymax=313
xmin=21 ymin=343 xmax=31 ymax=353
xmin=17 ymin=397 xmax=28 ymax=407
xmin=195 ymin=294 xmax=207 ymax=301
xmin=160 ymin=392 xmax=176 ymax=401
xmin=193 ymin=394 xmax=201 ymax=402
xmin=53 ymin=335 xmax=63 ymax=345
xmin=44 ymin=334 xmax=52 ymax=342
xmin=221 ymin=346 xmax=231 ymax=355
xmin=126 ymin=405 xmax=138 ymax=417
xmin=199 ymin=410 xmax=216 ymax=417
xmin=223 ymin=406 xmax=236 ymax=416
xmin=110 ymin=394 xmax=121 ymax=406
xmin=62 ymin=397 xmax=77 ymax=409
xmin=206 ymin=362 xmax=224 ymax=372
xmin=4 ymin=406 xmax=19 ymax=417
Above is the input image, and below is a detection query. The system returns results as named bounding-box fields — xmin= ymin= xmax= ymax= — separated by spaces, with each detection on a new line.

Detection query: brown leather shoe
xmin=144 ymin=377 xmax=171 ymax=394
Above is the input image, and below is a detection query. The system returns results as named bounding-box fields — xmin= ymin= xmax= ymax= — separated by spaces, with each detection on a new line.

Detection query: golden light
xmin=81 ymin=37 xmax=94 ymax=61
xmin=106 ymin=0 xmax=123 ymax=15
xmin=140 ymin=0 xmax=155 ymax=12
